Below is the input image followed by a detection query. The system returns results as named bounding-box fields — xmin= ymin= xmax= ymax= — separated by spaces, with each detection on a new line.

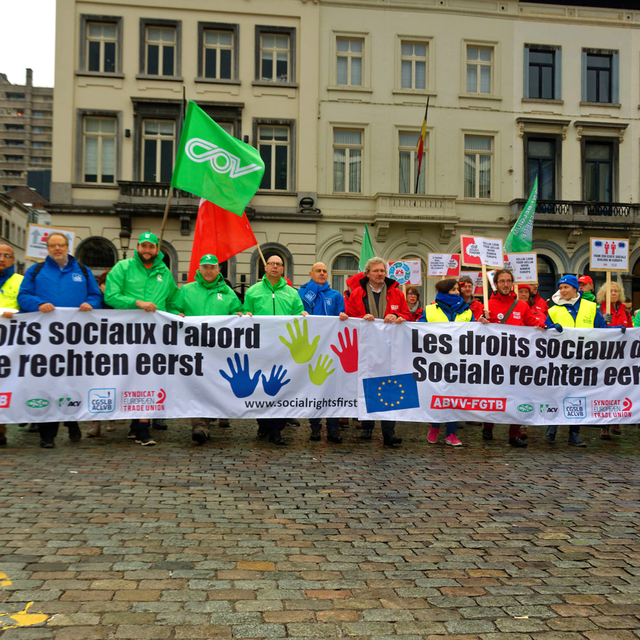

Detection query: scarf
xmin=366 ymin=282 xmax=387 ymax=319
xmin=0 ymin=264 xmax=15 ymax=289
xmin=435 ymin=292 xmax=469 ymax=321
xmin=552 ymin=290 xmax=580 ymax=307
xmin=408 ymin=301 xmax=420 ymax=314
xmin=301 ymin=280 xmax=331 ymax=315
xmin=196 ymin=270 xmax=226 ymax=291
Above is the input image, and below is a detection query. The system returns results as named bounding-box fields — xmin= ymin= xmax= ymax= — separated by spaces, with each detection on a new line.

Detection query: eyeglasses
xmin=0 ymin=254 xmax=14 ymax=259
xmin=267 ymin=262 xmax=283 ymax=267
xmin=48 ymin=243 xmax=68 ymax=249
xmin=497 ymin=279 xmax=512 ymax=285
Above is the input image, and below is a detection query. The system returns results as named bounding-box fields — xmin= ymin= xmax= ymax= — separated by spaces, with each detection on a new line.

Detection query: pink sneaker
xmin=427 ymin=426 xmax=439 ymax=444
xmin=445 ymin=434 xmax=462 ymax=447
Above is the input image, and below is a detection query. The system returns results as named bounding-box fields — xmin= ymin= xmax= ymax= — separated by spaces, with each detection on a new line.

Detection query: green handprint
xmin=308 ymin=354 xmax=335 ymax=386
xmin=279 ymin=317 xmax=320 ymax=364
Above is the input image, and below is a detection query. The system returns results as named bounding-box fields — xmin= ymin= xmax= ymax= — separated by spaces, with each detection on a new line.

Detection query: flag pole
xmin=415 ymin=96 xmax=430 ymax=194
xmin=158 ymin=187 xmax=174 ymax=250
xmin=256 ymin=243 xmax=267 ymax=268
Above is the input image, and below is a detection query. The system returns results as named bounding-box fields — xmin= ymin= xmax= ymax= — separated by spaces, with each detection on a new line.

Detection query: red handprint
xmin=331 ymin=327 xmax=358 ymax=373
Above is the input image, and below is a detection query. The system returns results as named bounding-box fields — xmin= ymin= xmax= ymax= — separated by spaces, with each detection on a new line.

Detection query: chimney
xmin=26 ymin=68 xmax=33 ymax=87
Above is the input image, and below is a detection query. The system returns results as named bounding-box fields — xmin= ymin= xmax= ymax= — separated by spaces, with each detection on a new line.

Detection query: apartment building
xmin=0 ymin=193 xmax=29 ymax=272
xmin=0 ymin=70 xmax=54 ymax=195
xmin=49 ymin=0 xmax=640 ymax=302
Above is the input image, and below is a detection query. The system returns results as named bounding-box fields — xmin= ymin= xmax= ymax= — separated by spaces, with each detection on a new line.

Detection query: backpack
xmin=31 ymin=261 xmax=90 ymax=282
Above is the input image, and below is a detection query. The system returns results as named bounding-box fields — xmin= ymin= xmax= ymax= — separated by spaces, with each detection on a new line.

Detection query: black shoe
xmin=218 ymin=419 xmax=230 ymax=428
xmin=269 ymin=435 xmax=288 ymax=445
xmin=327 ymin=433 xmax=343 ymax=444
xmin=482 ymin=429 xmax=493 ymax=441
xmin=127 ymin=427 xmax=137 ymax=440
xmin=509 ymin=437 xmax=528 ymax=448
xmin=28 ymin=424 xmax=39 ymax=432
xmin=192 ymin=428 xmax=208 ymax=445
xmin=519 ymin=433 xmax=528 ymax=441
xmin=360 ymin=429 xmax=373 ymax=440
xmin=0 ymin=434 xmax=6 ymax=446
xmin=383 ymin=435 xmax=402 ymax=447
xmin=135 ymin=429 xmax=156 ymax=446
xmin=152 ymin=419 xmax=168 ymax=430
xmin=286 ymin=418 xmax=300 ymax=427
xmin=40 ymin=438 xmax=55 ymax=449
xmin=67 ymin=423 xmax=82 ymax=442
xmin=309 ymin=433 xmax=321 ymax=441
xmin=257 ymin=429 xmax=268 ymax=439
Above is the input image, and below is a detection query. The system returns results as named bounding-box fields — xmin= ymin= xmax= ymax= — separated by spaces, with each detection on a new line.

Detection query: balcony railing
xmin=510 ymin=199 xmax=638 ymax=223
xmin=118 ymin=181 xmax=197 ymax=200
xmin=375 ymin=193 xmax=457 ymax=218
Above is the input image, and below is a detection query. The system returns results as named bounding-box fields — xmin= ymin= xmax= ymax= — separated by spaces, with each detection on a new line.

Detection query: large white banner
xmin=0 ymin=310 xmax=358 ymax=422
xmin=2 ymin=311 xmax=639 ymax=425
xmin=357 ymin=322 xmax=639 ymax=425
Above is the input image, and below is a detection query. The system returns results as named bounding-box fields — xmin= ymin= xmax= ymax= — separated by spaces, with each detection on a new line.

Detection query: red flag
xmin=187 ymin=199 xmax=257 ymax=281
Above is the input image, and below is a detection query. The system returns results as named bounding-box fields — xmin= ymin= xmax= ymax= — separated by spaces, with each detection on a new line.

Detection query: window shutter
xmin=554 ymin=49 xmax=562 ymax=100
xmin=612 ymin=52 xmax=619 ymax=104
xmin=581 ymin=50 xmax=588 ymax=102
xmin=523 ymin=46 xmax=530 ymax=99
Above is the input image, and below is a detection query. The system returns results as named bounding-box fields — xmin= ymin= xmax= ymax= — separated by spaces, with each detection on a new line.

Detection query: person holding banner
xmin=529 ymin=283 xmax=549 ymax=316
xmin=405 ymin=286 xmax=424 ymax=322
xmin=244 ymin=254 xmax=306 ymax=445
xmin=18 ymin=231 xmax=103 ymax=448
xmin=105 ymin=231 xmax=179 ymax=446
xmin=596 ymin=281 xmax=632 ymax=329
xmin=419 ymin=278 xmax=474 ymax=446
xmin=545 ymin=275 xmax=610 ymax=447
xmin=172 ymin=254 xmax=244 ymax=445
xmin=298 ymin=262 xmax=346 ymax=443
xmin=517 ymin=284 xmax=547 ymax=327
xmin=478 ymin=268 xmax=539 ymax=448
xmin=345 ymin=257 xmax=410 ymax=446
xmin=458 ymin=276 xmax=484 ymax=320
xmin=578 ymin=276 xmax=596 ymax=303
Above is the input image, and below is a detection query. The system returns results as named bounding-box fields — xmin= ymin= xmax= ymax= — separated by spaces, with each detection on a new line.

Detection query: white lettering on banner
xmin=185 ymin=138 xmax=263 ymax=178
xmin=2 ymin=311 xmax=640 ymax=425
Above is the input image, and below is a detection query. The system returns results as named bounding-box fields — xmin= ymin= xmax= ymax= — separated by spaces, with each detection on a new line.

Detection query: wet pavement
xmin=1 ymin=419 xmax=639 ymax=639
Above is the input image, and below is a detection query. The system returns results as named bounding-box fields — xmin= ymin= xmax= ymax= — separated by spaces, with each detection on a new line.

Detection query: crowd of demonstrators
xmin=345 ymin=257 xmax=410 ymax=447
xmin=173 ymin=254 xmax=244 ymax=445
xmin=419 ymin=278 xmax=474 ymax=447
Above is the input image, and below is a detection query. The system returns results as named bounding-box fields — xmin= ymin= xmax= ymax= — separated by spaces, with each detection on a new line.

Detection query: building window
xmin=87 ymin=22 xmax=117 ymax=73
xmin=33 ymin=111 xmax=44 ymax=118
xmin=398 ymin=131 xmax=426 ymax=194
xmin=337 ymin=38 xmax=364 ymax=87
xmin=256 ymin=249 xmax=287 ymax=282
xmin=5 ymin=124 xmax=25 ymax=131
xmin=333 ymin=129 xmax=363 ymax=194
xmin=332 ymin=254 xmax=359 ymax=293
xmin=260 ymin=33 xmax=289 ymax=82
xmin=83 ymin=116 xmax=116 ymax=184
xmin=5 ymin=156 xmax=24 ymax=162
xmin=203 ymin=30 xmax=234 ymax=79
xmin=33 ymin=127 xmax=44 ymax=134
xmin=218 ymin=122 xmax=234 ymax=136
xmin=582 ymin=50 xmax=619 ymax=104
xmin=258 ymin=125 xmax=290 ymax=191
xmin=6 ymin=93 xmax=25 ymax=101
xmin=527 ymin=138 xmax=556 ymax=200
xmin=400 ymin=41 xmax=427 ymax=90
xmin=466 ymin=46 xmax=492 ymax=94
xmin=464 ymin=135 xmax=492 ymax=199
xmin=524 ymin=45 xmax=561 ymax=100
xmin=75 ymin=237 xmax=117 ymax=272
xmin=145 ymin=26 xmax=176 ymax=76
xmin=584 ymin=141 xmax=613 ymax=203
xmin=5 ymin=140 xmax=25 ymax=147
xmin=142 ymin=119 xmax=175 ymax=183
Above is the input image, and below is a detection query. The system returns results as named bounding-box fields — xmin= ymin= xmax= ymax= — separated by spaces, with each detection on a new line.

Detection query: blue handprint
xmin=261 ymin=364 xmax=291 ymax=397
xmin=219 ymin=353 xmax=261 ymax=398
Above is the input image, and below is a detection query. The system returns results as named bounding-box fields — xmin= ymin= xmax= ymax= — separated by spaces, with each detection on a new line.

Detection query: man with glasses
xmin=477 ymin=268 xmax=541 ymax=448
xmin=0 ymin=244 xmax=23 ymax=445
xmin=458 ymin=275 xmax=484 ymax=320
xmin=243 ymin=254 xmax=306 ymax=445
xmin=18 ymin=232 xmax=103 ymax=448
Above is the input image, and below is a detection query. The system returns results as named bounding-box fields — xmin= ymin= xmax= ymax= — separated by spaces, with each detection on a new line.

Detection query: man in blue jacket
xmin=297 ymin=262 xmax=346 ymax=443
xmin=18 ymin=232 xmax=102 ymax=448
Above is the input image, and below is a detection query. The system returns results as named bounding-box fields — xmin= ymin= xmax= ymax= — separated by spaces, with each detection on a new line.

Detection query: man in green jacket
xmin=173 ymin=254 xmax=243 ymax=444
xmin=244 ymin=254 xmax=306 ymax=445
xmin=105 ymin=231 xmax=179 ymax=445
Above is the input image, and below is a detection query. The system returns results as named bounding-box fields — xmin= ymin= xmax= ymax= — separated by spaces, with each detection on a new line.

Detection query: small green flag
xmin=359 ymin=225 xmax=375 ymax=271
xmin=171 ymin=101 xmax=265 ymax=216
xmin=505 ymin=176 xmax=538 ymax=253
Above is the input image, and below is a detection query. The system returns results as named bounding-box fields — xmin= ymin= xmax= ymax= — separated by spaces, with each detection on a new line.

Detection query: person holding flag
xmin=505 ymin=176 xmax=537 ymax=254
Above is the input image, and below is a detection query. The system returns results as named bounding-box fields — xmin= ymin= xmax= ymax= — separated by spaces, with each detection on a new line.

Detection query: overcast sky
xmin=1 ymin=0 xmax=56 ymax=87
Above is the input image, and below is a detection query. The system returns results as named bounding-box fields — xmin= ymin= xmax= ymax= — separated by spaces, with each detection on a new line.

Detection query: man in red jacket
xmin=478 ymin=268 xmax=540 ymax=448
xmin=345 ymin=257 xmax=410 ymax=446
xmin=529 ymin=282 xmax=549 ymax=316
xmin=458 ymin=275 xmax=484 ymax=320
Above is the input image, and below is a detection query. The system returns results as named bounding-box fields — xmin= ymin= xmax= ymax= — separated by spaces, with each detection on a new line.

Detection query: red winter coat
xmin=346 ymin=275 xmax=412 ymax=320
xmin=531 ymin=293 xmax=548 ymax=316
xmin=599 ymin=302 xmax=633 ymax=328
xmin=407 ymin=306 xmax=424 ymax=322
xmin=487 ymin=291 xmax=540 ymax=326
xmin=468 ymin=299 xmax=484 ymax=320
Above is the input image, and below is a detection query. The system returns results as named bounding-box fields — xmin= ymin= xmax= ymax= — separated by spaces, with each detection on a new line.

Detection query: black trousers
xmin=361 ymin=420 xmax=396 ymax=436
xmin=257 ymin=418 xmax=286 ymax=439
xmin=36 ymin=421 xmax=78 ymax=439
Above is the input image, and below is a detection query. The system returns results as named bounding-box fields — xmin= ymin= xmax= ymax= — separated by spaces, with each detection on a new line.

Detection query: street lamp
xmin=119 ymin=228 xmax=131 ymax=260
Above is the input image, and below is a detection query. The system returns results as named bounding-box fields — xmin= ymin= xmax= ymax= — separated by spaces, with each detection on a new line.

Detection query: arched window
xmin=537 ymin=254 xmax=558 ymax=300
xmin=75 ymin=237 xmax=117 ymax=275
xmin=250 ymin=243 xmax=293 ymax=283
xmin=331 ymin=254 xmax=359 ymax=293
xmin=158 ymin=240 xmax=178 ymax=281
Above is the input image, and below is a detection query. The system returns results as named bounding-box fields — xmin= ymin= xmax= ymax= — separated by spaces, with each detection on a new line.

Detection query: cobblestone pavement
xmin=1 ymin=419 xmax=640 ymax=639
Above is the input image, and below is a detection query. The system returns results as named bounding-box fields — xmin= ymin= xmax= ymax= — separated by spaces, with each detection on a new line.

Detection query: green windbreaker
xmin=104 ymin=251 xmax=178 ymax=311
xmin=172 ymin=271 xmax=242 ymax=316
xmin=243 ymin=276 xmax=304 ymax=316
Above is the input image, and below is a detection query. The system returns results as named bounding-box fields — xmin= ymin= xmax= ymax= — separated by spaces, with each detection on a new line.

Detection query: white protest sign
xmin=387 ymin=260 xmax=422 ymax=285
xmin=427 ymin=254 xmax=461 ymax=278
xmin=503 ymin=253 xmax=538 ymax=283
xmin=461 ymin=236 xmax=504 ymax=268
xmin=26 ymin=224 xmax=77 ymax=261
xmin=590 ymin=238 xmax=629 ymax=272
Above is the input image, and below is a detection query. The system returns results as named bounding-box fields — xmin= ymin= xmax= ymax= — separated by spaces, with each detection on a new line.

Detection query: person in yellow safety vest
xmin=544 ymin=274 xmax=612 ymax=448
xmin=418 ymin=278 xmax=475 ymax=446
xmin=0 ymin=244 xmax=23 ymax=445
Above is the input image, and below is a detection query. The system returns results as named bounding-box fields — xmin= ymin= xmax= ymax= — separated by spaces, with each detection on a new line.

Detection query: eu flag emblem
xmin=362 ymin=373 xmax=420 ymax=413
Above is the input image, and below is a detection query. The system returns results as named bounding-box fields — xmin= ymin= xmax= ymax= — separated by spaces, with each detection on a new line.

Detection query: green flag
xmin=504 ymin=176 xmax=538 ymax=253
xmin=359 ymin=225 xmax=375 ymax=271
xmin=171 ymin=101 xmax=265 ymax=216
